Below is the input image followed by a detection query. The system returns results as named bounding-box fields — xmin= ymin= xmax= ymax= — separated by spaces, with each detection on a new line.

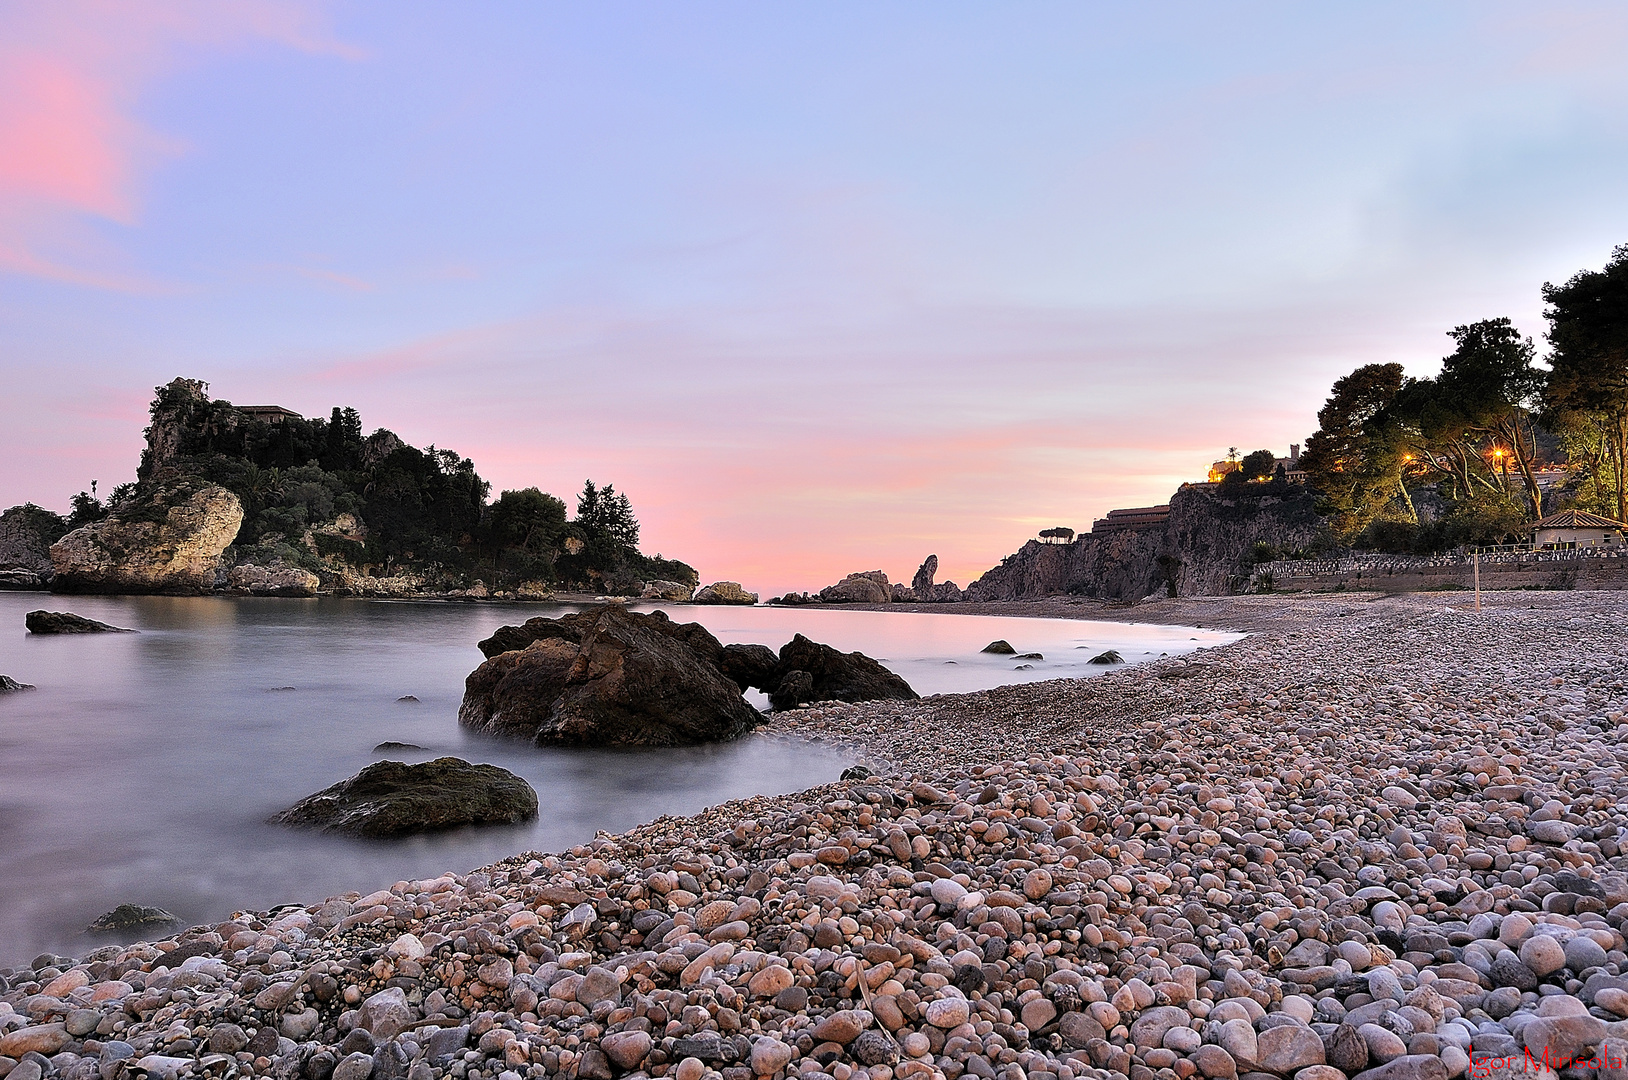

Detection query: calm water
xmin=0 ymin=594 xmax=1236 ymax=966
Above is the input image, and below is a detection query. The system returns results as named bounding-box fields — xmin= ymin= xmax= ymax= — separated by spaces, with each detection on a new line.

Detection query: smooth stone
xmin=1257 ymin=1025 xmax=1325 ymax=1075
xmin=1520 ymin=936 xmax=1567 ymax=978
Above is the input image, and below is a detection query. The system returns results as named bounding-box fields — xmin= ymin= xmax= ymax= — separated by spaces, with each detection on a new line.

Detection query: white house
xmin=1530 ymin=509 xmax=1627 ymax=548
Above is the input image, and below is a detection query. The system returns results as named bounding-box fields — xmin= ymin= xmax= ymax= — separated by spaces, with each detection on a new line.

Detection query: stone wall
xmin=1257 ymin=548 xmax=1628 ymax=593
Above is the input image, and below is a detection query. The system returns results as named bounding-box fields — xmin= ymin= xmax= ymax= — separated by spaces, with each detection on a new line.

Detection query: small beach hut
xmin=1530 ymin=509 xmax=1628 ymax=548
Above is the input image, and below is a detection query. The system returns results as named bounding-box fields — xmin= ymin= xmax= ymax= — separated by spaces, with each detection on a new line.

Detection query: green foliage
xmin=1300 ymin=363 xmax=1409 ymax=540
xmin=67 ymin=491 xmax=108 ymax=530
xmin=1543 ymin=244 xmax=1628 ymax=522
xmin=1238 ymin=449 xmax=1277 ymax=482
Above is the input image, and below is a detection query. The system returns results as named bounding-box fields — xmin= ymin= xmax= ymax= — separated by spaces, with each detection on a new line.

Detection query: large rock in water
xmin=766 ymin=634 xmax=919 ymax=710
xmin=819 ymin=571 xmax=892 ymax=604
xmin=50 ymin=482 xmax=243 ymax=595
xmin=25 ymin=610 xmax=136 ymax=634
xmin=0 ymin=503 xmax=65 ymax=582
xmin=460 ymin=606 xmax=763 ymax=746
xmin=269 ymin=757 xmax=538 ymax=838
xmin=692 ymin=581 xmax=757 ymax=605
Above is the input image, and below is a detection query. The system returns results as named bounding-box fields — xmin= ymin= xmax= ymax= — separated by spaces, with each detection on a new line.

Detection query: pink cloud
xmin=0 ymin=1 xmax=359 ymax=288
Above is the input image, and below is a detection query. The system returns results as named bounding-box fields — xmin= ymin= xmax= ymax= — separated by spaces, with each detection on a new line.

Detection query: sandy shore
xmin=5 ymin=590 xmax=1628 ymax=1080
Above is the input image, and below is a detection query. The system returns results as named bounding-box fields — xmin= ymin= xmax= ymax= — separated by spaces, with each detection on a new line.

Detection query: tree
xmin=490 ymin=488 xmax=567 ymax=552
xmin=67 ymin=490 xmax=107 ymax=529
xmin=1299 ymin=363 xmax=1409 ymax=538
xmin=1238 ymin=449 xmax=1277 ymax=481
xmin=1435 ymin=319 xmax=1545 ymax=517
xmin=575 ymin=480 xmax=640 ymax=549
xmin=1544 ymin=244 xmax=1628 ymax=523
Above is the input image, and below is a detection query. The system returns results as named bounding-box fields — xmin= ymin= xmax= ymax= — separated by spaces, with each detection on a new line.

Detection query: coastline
xmin=6 ymin=591 xmax=1628 ymax=1080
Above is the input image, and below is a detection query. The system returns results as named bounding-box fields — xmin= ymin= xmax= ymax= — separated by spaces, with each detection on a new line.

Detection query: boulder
xmin=86 ymin=904 xmax=179 ymax=934
xmin=719 ymin=644 xmax=780 ymax=692
xmin=270 ymin=757 xmax=538 ymax=838
xmin=769 ymin=669 xmax=817 ymax=710
xmin=692 ymin=581 xmax=757 ymax=605
xmin=459 ymin=606 xmax=763 ymax=746
xmin=890 ymin=583 xmax=919 ymax=602
xmin=0 ymin=674 xmax=35 ymax=693
xmin=982 ymin=640 xmax=1016 ymax=654
xmin=818 ymin=571 xmax=892 ymax=604
xmin=50 ymin=481 xmax=243 ymax=595
xmin=227 ymin=564 xmax=321 ymax=597
xmin=1090 ymin=649 xmax=1125 ymax=664
xmin=25 ymin=610 xmax=136 ymax=634
xmin=768 ymin=634 xmax=918 ymax=709
xmin=0 ymin=568 xmax=46 ymax=590
xmin=640 ymin=580 xmax=695 ymax=601
xmin=767 ymin=591 xmax=816 ymax=605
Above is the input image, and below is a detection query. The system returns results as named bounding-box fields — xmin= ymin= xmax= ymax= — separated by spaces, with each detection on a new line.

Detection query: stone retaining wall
xmin=1256 ymin=549 xmax=1628 ymax=592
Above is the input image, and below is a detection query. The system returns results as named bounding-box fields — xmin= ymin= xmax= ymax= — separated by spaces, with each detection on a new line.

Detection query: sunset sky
xmin=4 ymin=2 xmax=1628 ymax=596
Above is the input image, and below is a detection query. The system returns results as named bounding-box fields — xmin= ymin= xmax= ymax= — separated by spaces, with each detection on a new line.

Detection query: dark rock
xmin=912 ymin=555 xmax=939 ymax=595
xmin=1089 ymin=649 xmax=1124 ymax=665
xmin=425 ymin=1026 xmax=470 ymax=1065
xmin=395 ymin=695 xmax=419 ymax=703
xmin=981 ymin=640 xmax=1016 ymax=654
xmin=719 ymin=644 xmax=779 ymax=691
xmin=372 ymin=742 xmax=426 ymax=752
xmin=0 ymin=503 xmax=65 ymax=577
xmin=25 ymin=610 xmax=135 ymax=634
xmin=841 ymin=765 xmax=874 ymax=780
xmin=1326 ymin=1024 xmax=1370 ymax=1073
xmin=0 ymin=675 xmax=36 ymax=693
xmin=460 ymin=606 xmax=762 ymax=746
xmin=86 ymin=904 xmax=179 ymax=934
xmin=1490 ymin=953 xmax=1539 ymax=991
xmin=771 ymin=634 xmax=917 ymax=709
xmin=769 ymin=670 xmax=815 ymax=711
xmin=269 ymin=757 xmax=538 ymax=838
xmin=1018 ymin=652 xmax=1043 ymax=660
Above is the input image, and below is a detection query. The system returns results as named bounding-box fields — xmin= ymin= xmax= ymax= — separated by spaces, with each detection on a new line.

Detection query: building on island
xmin=1091 ymin=505 xmax=1171 ymax=534
xmin=238 ymin=405 xmax=303 ymax=423
xmin=1206 ymin=445 xmax=1304 ymax=485
xmin=1530 ymin=509 xmax=1627 ymax=548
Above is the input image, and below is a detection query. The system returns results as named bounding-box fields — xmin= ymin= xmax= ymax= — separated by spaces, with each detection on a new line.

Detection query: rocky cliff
xmin=0 ymin=504 xmax=65 ymax=587
xmin=966 ymin=481 xmax=1324 ymax=600
xmin=50 ymin=482 xmax=245 ymax=595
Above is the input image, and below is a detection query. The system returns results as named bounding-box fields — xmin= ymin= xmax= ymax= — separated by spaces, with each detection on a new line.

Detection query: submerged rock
xmin=1090 ymin=648 xmax=1125 ymax=664
xmin=270 ymin=757 xmax=538 ymax=838
xmin=691 ymin=581 xmax=757 ymax=605
xmin=460 ymin=606 xmax=763 ymax=746
xmin=86 ymin=904 xmax=179 ymax=934
xmin=981 ymin=639 xmax=1016 ymax=654
xmin=25 ymin=610 xmax=136 ymax=634
xmin=0 ymin=674 xmax=36 ymax=693
xmin=50 ymin=481 xmax=243 ymax=595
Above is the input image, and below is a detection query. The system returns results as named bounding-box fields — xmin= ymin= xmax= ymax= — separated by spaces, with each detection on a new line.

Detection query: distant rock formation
xmin=692 ymin=581 xmax=757 ymax=605
xmin=912 ymin=555 xmax=938 ymax=594
xmin=906 ymin=554 xmax=963 ymax=602
xmin=818 ymin=570 xmax=892 ymax=604
xmin=641 ymin=579 xmax=695 ymax=601
xmin=0 ymin=675 xmax=36 ymax=693
xmin=460 ymin=606 xmax=763 ymax=746
xmin=270 ymin=757 xmax=538 ymax=838
xmin=0 ymin=504 xmax=64 ymax=586
xmin=227 ymin=565 xmax=321 ymax=597
xmin=767 ymin=634 xmax=919 ymax=710
xmin=966 ymin=481 xmax=1323 ymax=601
xmin=25 ymin=610 xmax=136 ymax=634
xmin=50 ymin=481 xmax=244 ymax=595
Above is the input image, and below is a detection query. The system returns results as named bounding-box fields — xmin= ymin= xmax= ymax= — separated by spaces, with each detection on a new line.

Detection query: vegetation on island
xmin=1300 ymin=244 xmax=1628 ymax=553
xmin=34 ymin=378 xmax=696 ymax=594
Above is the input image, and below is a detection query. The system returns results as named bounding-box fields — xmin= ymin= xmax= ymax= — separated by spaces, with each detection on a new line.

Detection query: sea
xmin=0 ymin=594 xmax=1239 ymax=966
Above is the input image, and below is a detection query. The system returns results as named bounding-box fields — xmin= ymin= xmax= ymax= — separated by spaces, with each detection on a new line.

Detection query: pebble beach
xmin=7 ymin=590 xmax=1628 ymax=1080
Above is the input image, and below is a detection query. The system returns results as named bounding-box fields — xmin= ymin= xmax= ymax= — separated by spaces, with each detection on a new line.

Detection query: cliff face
xmin=51 ymin=482 xmax=245 ymax=595
xmin=965 ymin=482 xmax=1324 ymax=600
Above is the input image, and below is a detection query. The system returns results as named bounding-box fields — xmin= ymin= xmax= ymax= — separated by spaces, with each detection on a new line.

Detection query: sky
xmin=3 ymin=2 xmax=1628 ymax=597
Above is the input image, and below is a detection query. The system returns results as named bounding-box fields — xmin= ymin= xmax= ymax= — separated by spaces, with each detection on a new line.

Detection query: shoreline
xmin=6 ymin=591 xmax=1628 ymax=1080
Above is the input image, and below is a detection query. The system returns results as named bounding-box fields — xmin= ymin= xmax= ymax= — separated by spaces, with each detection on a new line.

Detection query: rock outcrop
xmin=226 ymin=564 xmax=321 ymax=597
xmin=50 ymin=482 xmax=244 ymax=595
xmin=0 ymin=504 xmax=64 ymax=584
xmin=460 ymin=606 xmax=763 ymax=746
xmin=725 ymin=634 xmax=919 ymax=711
xmin=911 ymin=554 xmax=938 ymax=594
xmin=0 ymin=675 xmax=36 ymax=693
xmin=640 ymin=579 xmax=694 ymax=601
xmin=692 ymin=581 xmax=757 ymax=605
xmin=818 ymin=570 xmax=892 ymax=604
xmin=966 ymin=481 xmax=1323 ymax=600
xmin=25 ymin=610 xmax=136 ymax=634
xmin=270 ymin=757 xmax=538 ymax=838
